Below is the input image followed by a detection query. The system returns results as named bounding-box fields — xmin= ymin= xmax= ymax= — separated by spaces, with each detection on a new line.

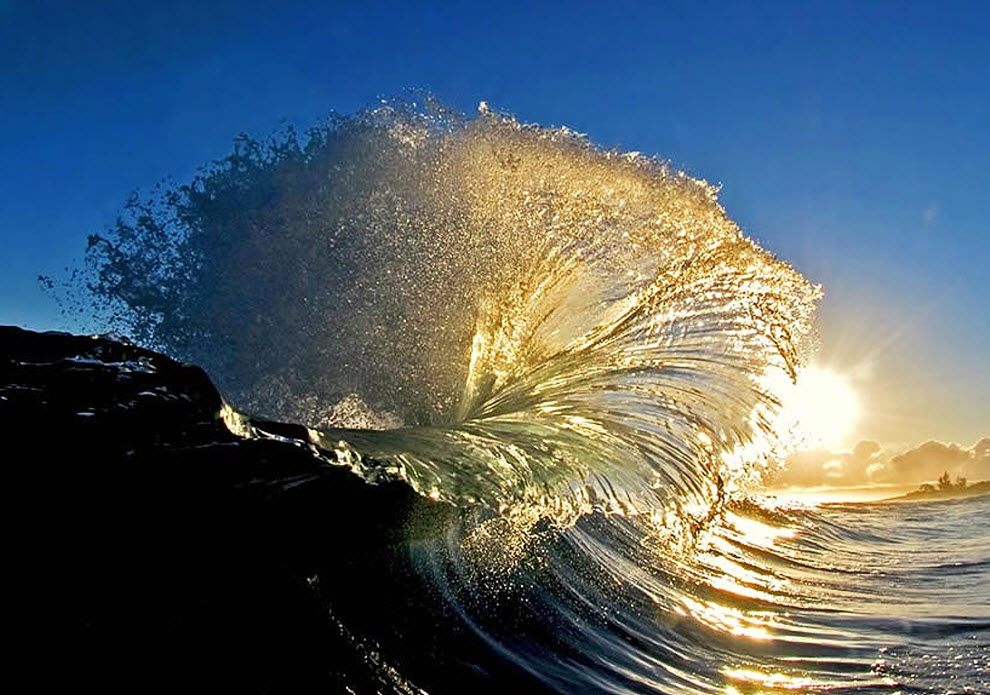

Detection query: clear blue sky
xmin=1 ymin=0 xmax=987 ymax=446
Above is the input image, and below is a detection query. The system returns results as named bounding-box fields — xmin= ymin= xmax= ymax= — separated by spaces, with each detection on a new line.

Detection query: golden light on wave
xmin=676 ymin=597 xmax=777 ymax=641
xmin=773 ymin=366 xmax=861 ymax=449
xmin=723 ymin=667 xmax=827 ymax=692
xmin=722 ymin=667 xmax=898 ymax=694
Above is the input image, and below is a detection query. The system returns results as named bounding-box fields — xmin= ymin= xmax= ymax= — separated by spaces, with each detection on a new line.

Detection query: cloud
xmin=770 ymin=439 xmax=885 ymax=487
xmin=975 ymin=437 xmax=990 ymax=460
xmin=879 ymin=440 xmax=975 ymax=484
xmin=767 ymin=437 xmax=990 ymax=489
xmin=922 ymin=202 xmax=940 ymax=225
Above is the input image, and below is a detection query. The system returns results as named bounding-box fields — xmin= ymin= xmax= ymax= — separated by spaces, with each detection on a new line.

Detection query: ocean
xmin=22 ymin=99 xmax=988 ymax=693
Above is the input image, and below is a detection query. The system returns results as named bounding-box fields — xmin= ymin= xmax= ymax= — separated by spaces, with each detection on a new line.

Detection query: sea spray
xmin=71 ymin=98 xmax=818 ymax=517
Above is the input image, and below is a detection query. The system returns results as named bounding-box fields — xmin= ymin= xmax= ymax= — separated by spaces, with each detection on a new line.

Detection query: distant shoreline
xmin=879 ymin=480 xmax=990 ymax=503
xmin=761 ymin=480 xmax=990 ymax=506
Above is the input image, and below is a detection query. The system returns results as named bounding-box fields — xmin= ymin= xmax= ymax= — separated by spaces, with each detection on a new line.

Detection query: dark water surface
xmin=3 ymin=327 xmax=987 ymax=694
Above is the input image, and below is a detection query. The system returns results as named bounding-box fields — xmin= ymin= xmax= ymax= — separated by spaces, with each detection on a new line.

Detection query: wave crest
xmin=76 ymin=97 xmax=819 ymax=515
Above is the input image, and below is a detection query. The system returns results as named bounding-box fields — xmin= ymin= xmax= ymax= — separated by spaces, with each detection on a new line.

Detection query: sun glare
xmin=776 ymin=366 xmax=860 ymax=449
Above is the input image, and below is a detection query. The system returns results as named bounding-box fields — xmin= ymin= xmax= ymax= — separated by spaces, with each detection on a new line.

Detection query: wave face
xmin=82 ymin=99 xmax=817 ymax=518
xmin=412 ymin=494 xmax=990 ymax=695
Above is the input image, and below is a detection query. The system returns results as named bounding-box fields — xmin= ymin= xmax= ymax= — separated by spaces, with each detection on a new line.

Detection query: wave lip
xmin=76 ymin=98 xmax=819 ymax=518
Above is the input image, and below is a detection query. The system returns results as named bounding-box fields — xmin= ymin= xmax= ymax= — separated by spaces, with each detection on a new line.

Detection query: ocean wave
xmin=54 ymin=98 xmax=988 ymax=693
xmin=76 ymin=98 xmax=817 ymax=518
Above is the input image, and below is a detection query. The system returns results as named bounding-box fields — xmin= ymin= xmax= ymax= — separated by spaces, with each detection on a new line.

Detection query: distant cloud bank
xmin=768 ymin=437 xmax=990 ymax=489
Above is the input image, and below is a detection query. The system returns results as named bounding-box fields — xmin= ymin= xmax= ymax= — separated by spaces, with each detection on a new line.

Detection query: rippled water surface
xmin=357 ymin=489 xmax=987 ymax=695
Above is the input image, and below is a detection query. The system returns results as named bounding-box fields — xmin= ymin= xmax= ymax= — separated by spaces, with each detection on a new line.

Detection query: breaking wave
xmin=78 ymin=97 xmax=817 ymax=520
xmin=59 ymin=98 xmax=988 ymax=694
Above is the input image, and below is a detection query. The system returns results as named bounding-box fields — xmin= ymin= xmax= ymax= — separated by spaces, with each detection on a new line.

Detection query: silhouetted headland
xmin=881 ymin=473 xmax=990 ymax=503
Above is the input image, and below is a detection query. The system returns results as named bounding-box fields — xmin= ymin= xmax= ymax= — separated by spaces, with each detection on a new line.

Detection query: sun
xmin=775 ymin=366 xmax=860 ymax=449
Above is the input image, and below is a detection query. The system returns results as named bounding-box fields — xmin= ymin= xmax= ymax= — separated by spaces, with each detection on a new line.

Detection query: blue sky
xmin=1 ymin=1 xmax=987 ymax=446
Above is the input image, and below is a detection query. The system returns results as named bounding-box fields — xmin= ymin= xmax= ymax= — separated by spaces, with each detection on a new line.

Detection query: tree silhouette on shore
xmin=924 ymin=471 xmax=968 ymax=492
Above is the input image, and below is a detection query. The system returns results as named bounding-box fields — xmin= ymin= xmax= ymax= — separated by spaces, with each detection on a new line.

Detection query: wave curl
xmin=77 ymin=98 xmax=818 ymax=516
